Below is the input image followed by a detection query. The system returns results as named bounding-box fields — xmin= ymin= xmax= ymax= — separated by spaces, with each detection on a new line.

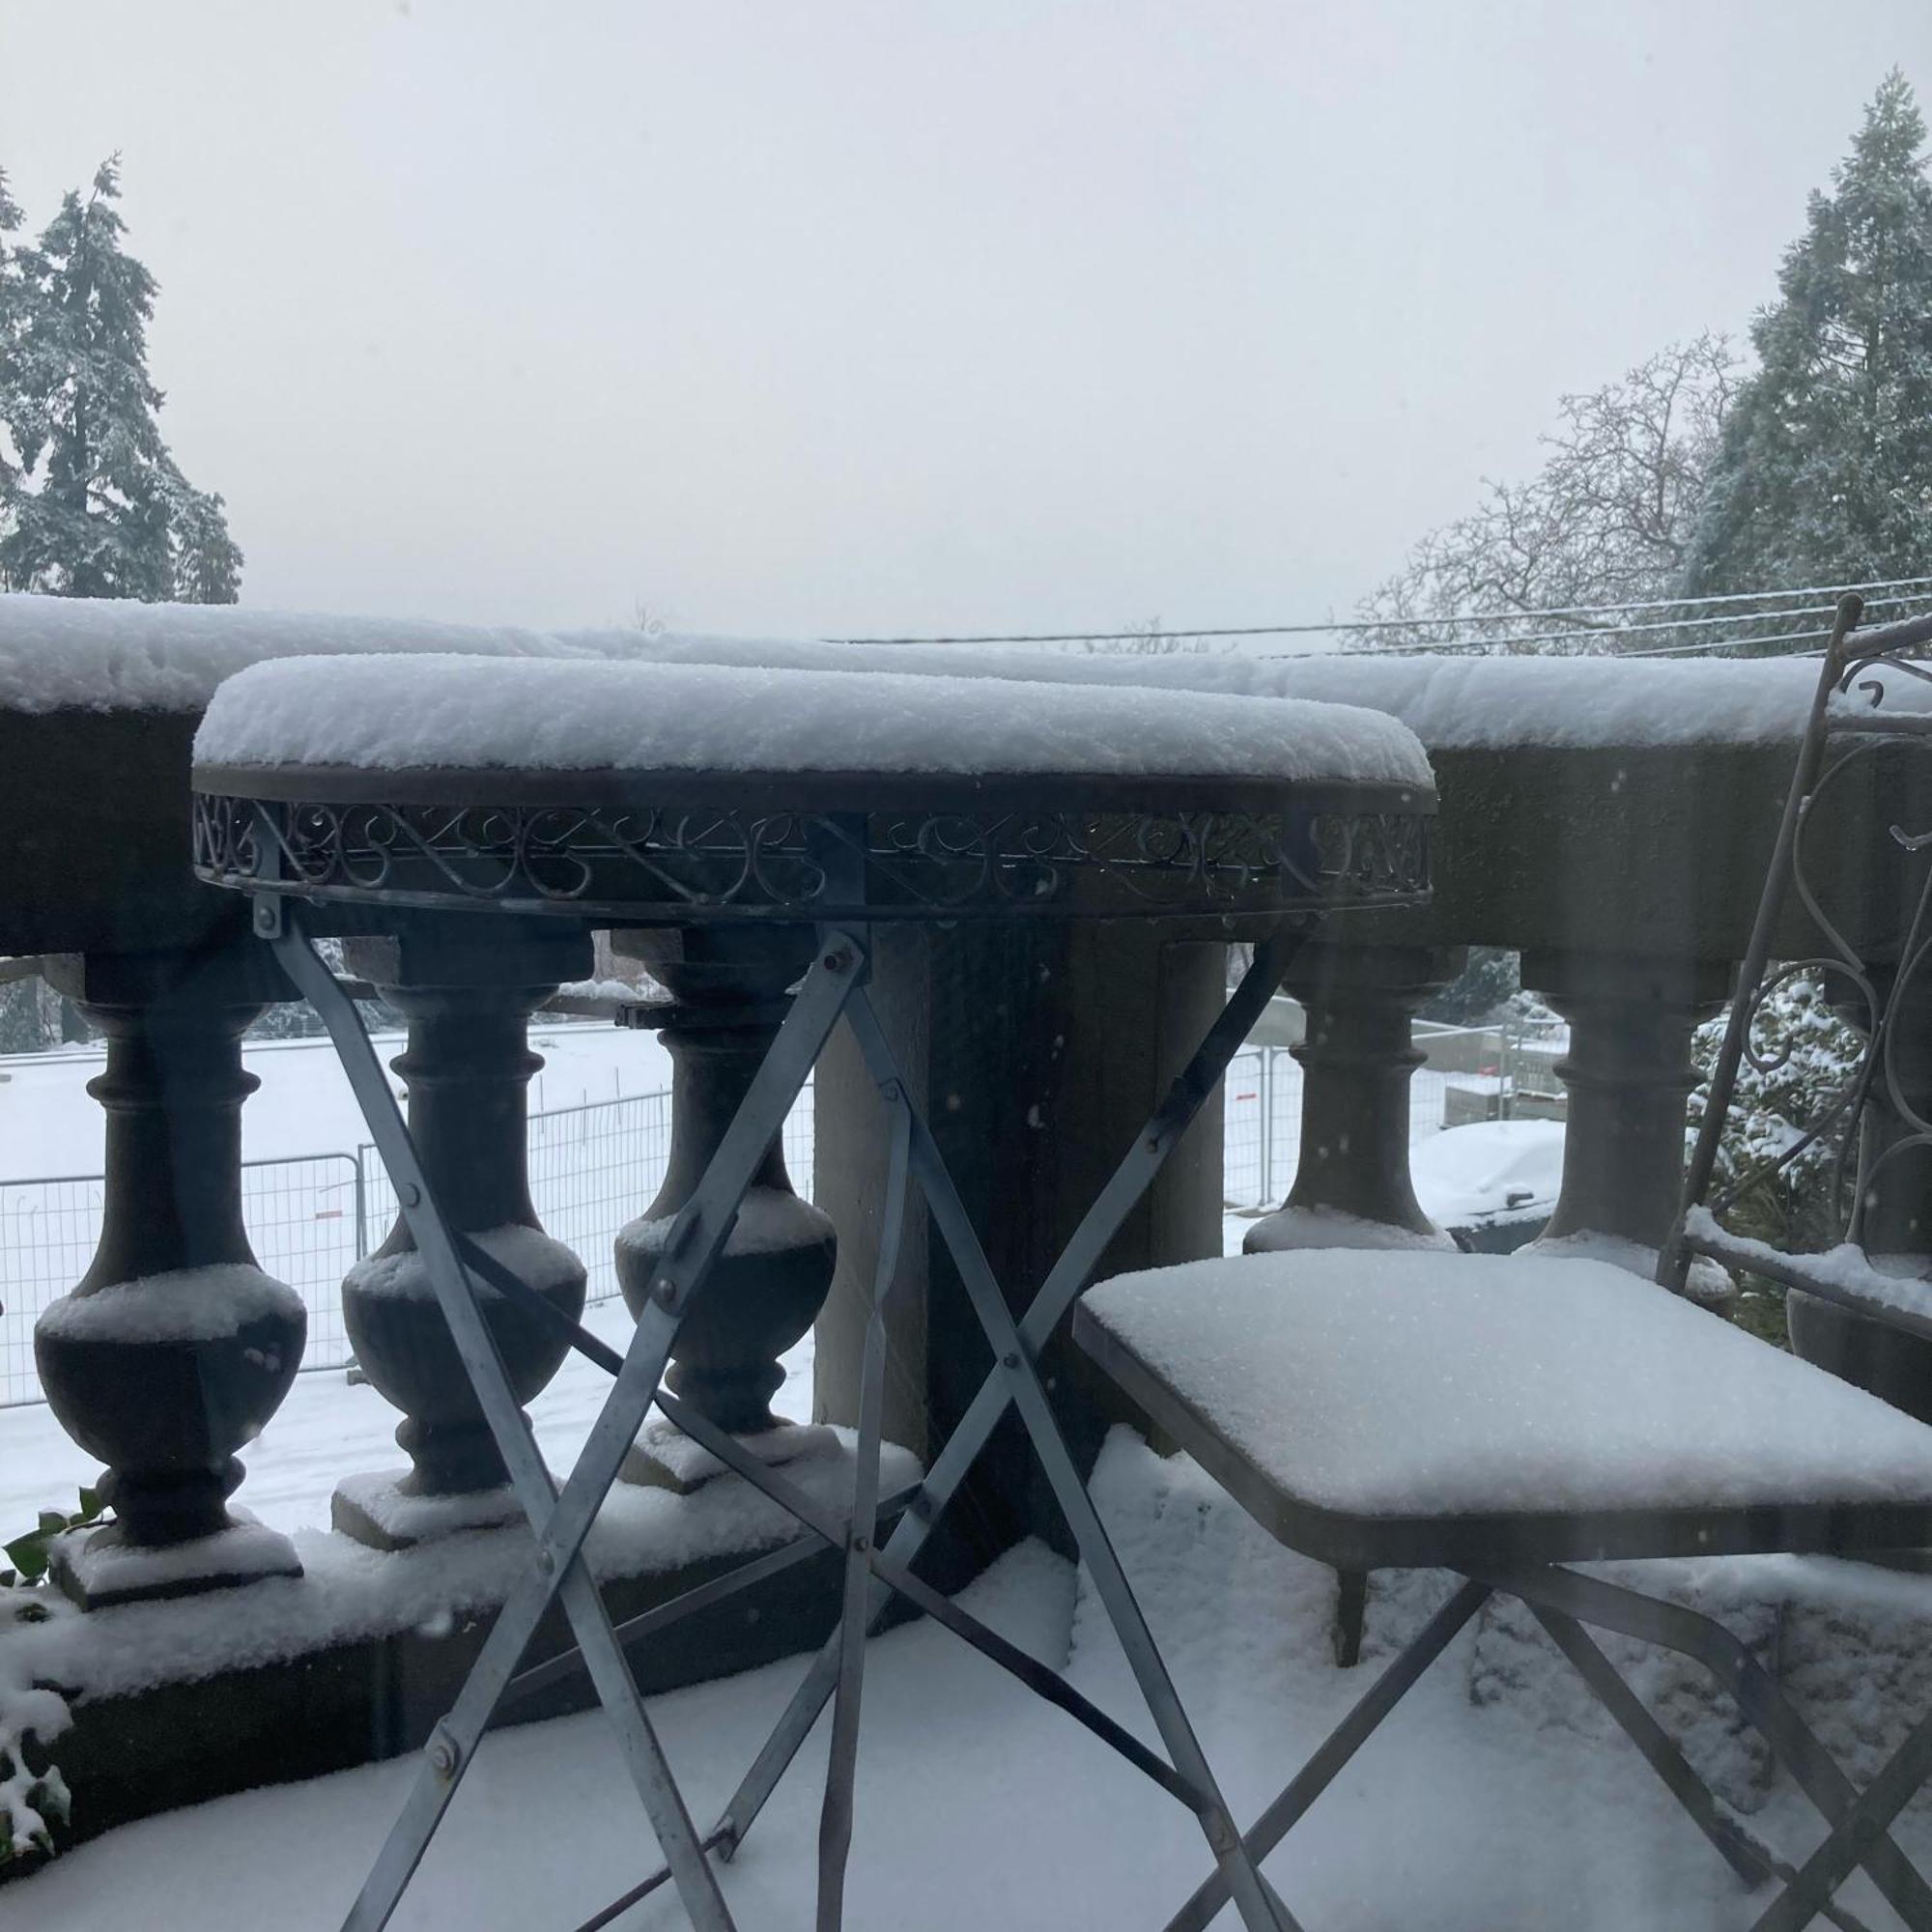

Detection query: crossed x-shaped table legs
xmin=1158 ymin=1564 xmax=1932 ymax=1932
xmin=268 ymin=899 xmax=1300 ymax=1932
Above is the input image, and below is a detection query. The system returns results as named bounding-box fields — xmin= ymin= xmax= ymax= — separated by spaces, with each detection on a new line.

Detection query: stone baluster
xmin=33 ymin=946 xmax=305 ymax=1607
xmin=1242 ymin=939 xmax=1458 ymax=1667
xmin=331 ymin=918 xmax=591 ymax=1549
xmin=1789 ymin=961 xmax=1932 ymax=1417
xmin=610 ymin=924 xmax=838 ymax=1492
xmin=1245 ymin=942 xmax=1463 ymax=1258
xmin=1520 ymin=951 xmax=1731 ymax=1299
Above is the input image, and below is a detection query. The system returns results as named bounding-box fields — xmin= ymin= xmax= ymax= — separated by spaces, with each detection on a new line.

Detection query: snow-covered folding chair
xmin=1076 ymin=1246 xmax=1932 ymax=1931
xmin=1072 ymin=594 xmax=1932 ymax=1932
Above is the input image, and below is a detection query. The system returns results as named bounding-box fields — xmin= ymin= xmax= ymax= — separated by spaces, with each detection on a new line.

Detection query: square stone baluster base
xmin=622 ymin=1415 xmax=842 ymax=1496
xmin=51 ymin=1514 xmax=301 ymax=1611
xmin=330 ymin=1474 xmax=529 ymax=1552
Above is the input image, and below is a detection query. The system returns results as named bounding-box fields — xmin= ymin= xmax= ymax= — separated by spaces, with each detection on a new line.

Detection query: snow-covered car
xmin=1410 ymin=1119 xmax=1565 ymax=1252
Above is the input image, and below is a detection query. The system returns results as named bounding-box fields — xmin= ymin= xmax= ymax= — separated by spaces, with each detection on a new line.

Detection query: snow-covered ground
xmin=1409 ymin=1117 xmax=1565 ymax=1234
xmin=12 ymin=1427 xmax=1923 ymax=1932
xmin=0 ymin=1020 xmax=674 ymax=1182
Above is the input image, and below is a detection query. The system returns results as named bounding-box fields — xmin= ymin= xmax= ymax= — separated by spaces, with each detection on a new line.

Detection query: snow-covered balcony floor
xmin=18 ymin=1426 xmax=1932 ymax=1932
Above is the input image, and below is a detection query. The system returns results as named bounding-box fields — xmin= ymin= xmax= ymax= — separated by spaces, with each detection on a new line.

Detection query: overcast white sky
xmin=4 ymin=2 xmax=1930 ymax=639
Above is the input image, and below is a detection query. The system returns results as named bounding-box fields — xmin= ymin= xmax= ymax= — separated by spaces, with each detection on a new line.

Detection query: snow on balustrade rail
xmin=0 ymin=1435 xmax=923 ymax=1705
xmin=12 ymin=590 xmax=1924 ymax=750
xmin=0 ymin=596 xmax=653 ymax=716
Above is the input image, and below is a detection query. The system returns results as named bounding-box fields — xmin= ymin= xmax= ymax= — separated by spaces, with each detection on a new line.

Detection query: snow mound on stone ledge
xmin=14 ymin=589 xmax=1922 ymax=753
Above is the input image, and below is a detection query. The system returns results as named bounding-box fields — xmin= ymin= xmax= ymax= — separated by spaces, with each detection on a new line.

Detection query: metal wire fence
xmin=0 ymin=1171 xmax=106 ymax=1412
xmin=4 ymin=1032 xmax=1531 ymax=1405
xmin=232 ymin=1153 xmax=366 ymax=1369
xmin=0 ymin=1084 xmax=816 ymax=1407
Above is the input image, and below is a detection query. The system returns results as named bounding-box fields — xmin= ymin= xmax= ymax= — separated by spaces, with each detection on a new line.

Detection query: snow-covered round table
xmin=189 ymin=653 xmax=1435 ymax=1932
xmin=190 ymin=654 xmax=1433 ymax=928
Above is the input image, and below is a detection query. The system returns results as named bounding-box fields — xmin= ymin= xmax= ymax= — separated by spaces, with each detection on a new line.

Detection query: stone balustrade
xmin=329 ymin=918 xmax=592 ymax=1549
xmin=7 ymin=596 xmax=1932 ymax=1860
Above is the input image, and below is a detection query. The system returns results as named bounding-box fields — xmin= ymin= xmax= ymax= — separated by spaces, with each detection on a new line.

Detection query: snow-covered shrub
xmin=1420 ymin=948 xmax=1520 ymax=1025
xmin=1688 ymin=972 xmax=1865 ymax=1342
xmin=0 ymin=1597 xmax=71 ymax=1868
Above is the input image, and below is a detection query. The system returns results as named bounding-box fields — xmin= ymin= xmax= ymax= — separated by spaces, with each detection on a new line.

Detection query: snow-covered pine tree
xmin=0 ymin=156 xmax=241 ymax=602
xmin=0 ymin=166 xmax=23 ymax=520
xmin=166 ymin=480 xmax=242 ymax=604
xmin=1684 ymin=71 xmax=1932 ymax=603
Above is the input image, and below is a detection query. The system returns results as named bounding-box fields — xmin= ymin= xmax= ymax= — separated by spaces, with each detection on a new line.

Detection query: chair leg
xmin=1527 ymin=1605 xmax=1772 ymax=1891
xmin=1527 ymin=1601 xmax=1889 ymax=1932
xmin=1162 ymin=1580 xmax=1491 ymax=1932
xmin=1749 ymin=1706 xmax=1932 ymax=1932
xmin=1332 ymin=1570 xmax=1368 ymax=1668
xmin=1500 ymin=1564 xmax=1932 ymax=1932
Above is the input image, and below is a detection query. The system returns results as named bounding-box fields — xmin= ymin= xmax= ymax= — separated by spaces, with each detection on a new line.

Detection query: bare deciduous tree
xmin=1358 ymin=333 xmax=1741 ymax=650
xmin=1083 ymin=615 xmax=1224 ymax=655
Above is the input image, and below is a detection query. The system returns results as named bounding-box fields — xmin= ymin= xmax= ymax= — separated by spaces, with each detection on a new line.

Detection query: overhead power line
xmin=823 ymin=574 xmax=1932 ymax=652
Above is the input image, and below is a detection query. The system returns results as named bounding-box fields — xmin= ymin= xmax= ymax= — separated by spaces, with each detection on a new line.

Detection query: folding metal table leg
xmin=272 ymin=903 xmax=861 ymax=1932
xmin=270 ymin=911 xmax=736 ymax=1932
xmin=656 ymin=1379 xmax=1213 ymax=1812
xmin=504 ymin=1496 xmax=915 ymax=1714
xmin=838 ymin=987 xmax=1295 ymax=1932
xmin=816 ymin=1098 xmax=916 ymax=1931
xmin=717 ymin=931 xmax=1302 ymax=1862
